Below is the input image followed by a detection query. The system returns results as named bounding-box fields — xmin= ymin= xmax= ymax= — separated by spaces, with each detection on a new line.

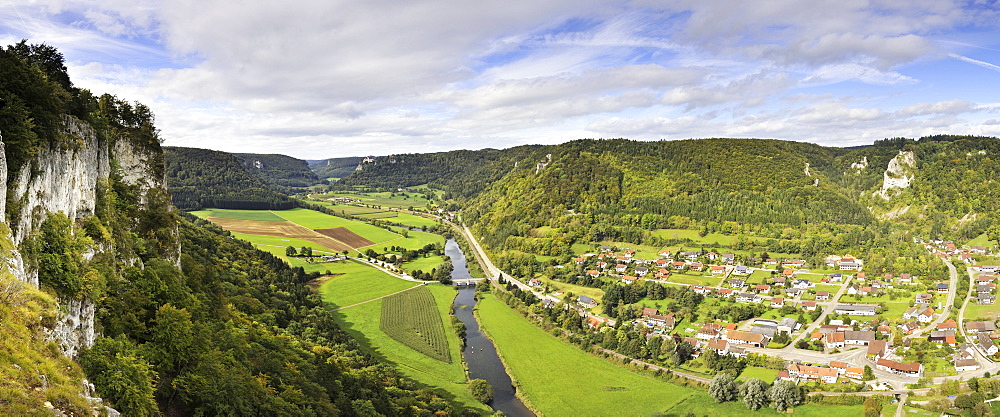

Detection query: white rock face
xmin=48 ymin=297 xmax=97 ymax=358
xmin=1 ymin=116 xmax=167 ymax=357
xmin=850 ymin=156 xmax=868 ymax=170
xmin=878 ymin=151 xmax=915 ymax=200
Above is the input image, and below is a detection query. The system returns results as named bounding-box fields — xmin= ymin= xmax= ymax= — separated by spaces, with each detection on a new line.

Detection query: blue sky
xmin=3 ymin=1 xmax=1000 ymax=158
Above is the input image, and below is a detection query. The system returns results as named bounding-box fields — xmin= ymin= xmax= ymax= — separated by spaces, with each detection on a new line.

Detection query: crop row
xmin=380 ymin=286 xmax=451 ymax=363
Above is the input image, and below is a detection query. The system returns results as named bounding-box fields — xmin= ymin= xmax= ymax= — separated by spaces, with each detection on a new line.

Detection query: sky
xmin=3 ymin=1 xmax=1000 ymax=159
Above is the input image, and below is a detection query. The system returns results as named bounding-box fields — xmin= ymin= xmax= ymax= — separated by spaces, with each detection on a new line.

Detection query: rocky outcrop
xmin=878 ymin=151 xmax=915 ymax=200
xmin=48 ymin=297 xmax=97 ymax=358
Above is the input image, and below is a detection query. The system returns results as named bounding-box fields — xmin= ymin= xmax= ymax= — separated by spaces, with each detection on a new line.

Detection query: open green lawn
xmin=738 ymin=366 xmax=780 ymax=382
xmin=383 ymin=212 xmax=441 ymax=228
xmin=188 ymin=208 xmax=285 ymax=221
xmin=651 ymin=229 xmax=740 ymax=246
xmin=964 ymin=302 xmax=1000 ymax=321
xmin=315 ymin=191 xmax=432 ymax=209
xmin=380 ymin=228 xmax=445 ymax=251
xmin=231 ymin=232 xmax=336 ymax=254
xmin=538 ymin=276 xmax=606 ymax=302
xmin=477 ymin=294 xmax=696 ymax=416
xmin=664 ymin=392 xmax=863 ymax=416
xmin=402 ymin=255 xmax=447 ymax=273
xmin=666 ymin=273 xmax=720 ymax=286
xmin=318 ymin=261 xmax=420 ymax=308
xmin=966 ymin=232 xmax=996 ymax=249
xmin=747 ymin=269 xmax=772 ymax=284
xmin=325 ymin=282 xmax=487 ymax=412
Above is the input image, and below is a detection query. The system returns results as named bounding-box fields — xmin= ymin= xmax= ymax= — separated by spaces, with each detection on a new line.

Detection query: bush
xmin=470 ymin=379 xmax=493 ymax=404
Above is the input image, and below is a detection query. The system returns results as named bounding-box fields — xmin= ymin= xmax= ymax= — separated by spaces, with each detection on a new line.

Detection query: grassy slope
xmin=476 ymin=294 xmax=695 ymax=416
xmin=321 ymin=278 xmax=486 ymax=412
xmin=318 ymin=261 xmax=419 ymax=308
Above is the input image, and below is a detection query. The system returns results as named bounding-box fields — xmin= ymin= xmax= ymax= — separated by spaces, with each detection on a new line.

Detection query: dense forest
xmin=308 ymin=157 xmax=366 ymax=181
xmin=164 ymin=147 xmax=296 ymax=210
xmin=234 ymin=152 xmax=325 ymax=194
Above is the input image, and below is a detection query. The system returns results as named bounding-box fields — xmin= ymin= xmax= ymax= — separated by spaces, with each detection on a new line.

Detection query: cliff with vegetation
xmin=2 ymin=42 xmax=472 ymax=416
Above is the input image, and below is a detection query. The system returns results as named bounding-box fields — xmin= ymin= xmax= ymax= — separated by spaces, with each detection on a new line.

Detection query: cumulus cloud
xmin=2 ymin=0 xmax=998 ymax=157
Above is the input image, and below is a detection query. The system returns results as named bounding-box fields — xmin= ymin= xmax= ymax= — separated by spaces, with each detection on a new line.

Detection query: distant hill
xmin=164 ymin=147 xmax=295 ymax=210
xmin=308 ymin=156 xmax=366 ymax=180
xmin=234 ymin=152 xmax=324 ymax=193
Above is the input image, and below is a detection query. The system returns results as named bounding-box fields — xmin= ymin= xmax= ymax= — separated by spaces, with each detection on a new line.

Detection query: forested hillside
xmin=309 ymin=156 xmax=365 ymax=180
xmin=164 ymin=147 xmax=296 ymax=210
xmin=234 ymin=152 xmax=324 ymax=194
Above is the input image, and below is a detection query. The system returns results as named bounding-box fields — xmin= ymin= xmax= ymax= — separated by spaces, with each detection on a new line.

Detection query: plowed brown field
xmin=206 ymin=217 xmax=353 ymax=252
xmin=314 ymin=227 xmax=374 ymax=247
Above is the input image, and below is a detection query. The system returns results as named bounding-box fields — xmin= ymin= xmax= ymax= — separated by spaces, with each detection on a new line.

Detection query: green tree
xmin=863 ymin=364 xmax=875 ymax=381
xmin=863 ymin=396 xmax=882 ymax=417
xmin=35 ymin=212 xmax=86 ymax=296
xmin=740 ymin=378 xmax=769 ymax=410
xmin=709 ymin=373 xmax=738 ymax=403
xmin=470 ymin=379 xmax=494 ymax=403
xmin=768 ymin=380 xmax=802 ymax=411
xmin=299 ymin=246 xmax=312 ymax=257
xmin=80 ymin=337 xmax=158 ymax=417
xmin=285 ymin=246 xmax=297 ymax=257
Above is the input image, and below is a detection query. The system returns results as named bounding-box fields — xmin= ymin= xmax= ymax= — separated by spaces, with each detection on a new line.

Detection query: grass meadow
xmin=189 ymin=208 xmax=285 ymax=221
xmin=476 ymin=294 xmax=697 ymax=416
xmin=322 ymin=281 xmax=486 ymax=412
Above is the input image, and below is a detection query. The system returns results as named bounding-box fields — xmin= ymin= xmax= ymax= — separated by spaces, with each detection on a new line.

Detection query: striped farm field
xmin=380 ymin=286 xmax=451 ymax=363
xmin=272 ymin=208 xmax=401 ymax=243
xmin=188 ymin=208 xmax=285 ymax=221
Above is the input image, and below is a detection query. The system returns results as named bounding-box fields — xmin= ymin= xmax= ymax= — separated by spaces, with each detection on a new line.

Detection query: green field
xmin=666 ymin=273 xmax=720 ymax=286
xmin=381 ymin=286 xmax=451 ymax=362
xmin=964 ymin=302 xmax=1000 ymax=321
xmin=273 ymin=208 xmax=401 ymax=240
xmin=321 ymin=278 xmax=486 ymax=411
xmin=318 ymin=261 xmax=420 ymax=307
xmin=386 ymin=228 xmax=445 ymax=250
xmin=403 ymin=255 xmax=447 ymax=274
xmin=189 ymin=208 xmax=285 ymax=221
xmin=738 ymin=366 xmax=780 ymax=382
xmin=477 ymin=294 xmax=696 ymax=416
xmin=313 ymin=191 xmax=432 ymax=209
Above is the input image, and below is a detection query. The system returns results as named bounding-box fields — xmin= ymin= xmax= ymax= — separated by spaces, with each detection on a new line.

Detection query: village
xmin=523 ymin=238 xmax=1000 ymax=390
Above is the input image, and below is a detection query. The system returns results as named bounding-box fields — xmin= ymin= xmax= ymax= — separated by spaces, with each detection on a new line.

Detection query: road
xmin=910 ymin=259 xmax=960 ymax=338
xmin=789 ymin=275 xmax=852 ymax=346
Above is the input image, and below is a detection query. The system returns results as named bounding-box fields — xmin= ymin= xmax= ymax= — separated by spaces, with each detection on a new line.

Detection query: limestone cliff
xmin=2 ymin=115 xmax=172 ymax=357
xmin=877 ymin=150 xmax=915 ymax=200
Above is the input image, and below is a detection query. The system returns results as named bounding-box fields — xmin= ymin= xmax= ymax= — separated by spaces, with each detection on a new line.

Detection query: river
xmin=445 ymin=239 xmax=534 ymax=417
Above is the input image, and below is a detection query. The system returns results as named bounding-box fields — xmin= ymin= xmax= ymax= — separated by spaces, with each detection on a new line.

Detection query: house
xmin=680 ymin=250 xmax=701 ymax=260
xmin=596 ymin=261 xmax=608 ymax=269
xmin=844 ymin=331 xmax=876 ymax=345
xmin=705 ymin=252 xmax=719 ymax=261
xmin=955 ymin=358 xmax=981 ymax=372
xmin=967 ymin=321 xmax=998 ymax=334
xmin=688 ymin=262 xmax=704 ymax=272
xmin=978 ymin=284 xmax=993 ymax=294
xmin=600 ymin=245 xmax=613 ymax=252
xmin=750 ymin=325 xmax=777 ymax=338
xmin=770 ymin=297 xmax=785 ymax=308
xmin=720 ymin=253 xmax=736 ymax=264
xmin=835 ymin=304 xmax=879 ymax=316
xmin=856 ymin=272 xmax=867 ymax=281
xmin=783 ymin=260 xmax=807 ymax=268
xmin=616 ymin=256 xmax=631 ymax=264
xmin=737 ymin=292 xmax=756 ymax=303
xmin=826 ymin=332 xmax=845 ymax=348
xmin=711 ymin=265 xmax=727 ymax=275
xmin=586 ymin=270 xmax=600 ymax=278
xmin=658 ymin=249 xmax=671 ymax=258
xmin=654 ymin=259 xmax=669 ymax=268
xmin=867 ymin=340 xmax=888 ymax=359
xmin=970 ymin=245 xmax=988 ymax=254
xmin=577 ymin=296 xmax=597 ymax=309
xmin=655 ymin=269 xmax=671 ymax=279
xmin=792 ymin=279 xmax=812 ymax=290
xmin=917 ymin=307 xmax=936 ymax=323
xmin=829 ymin=361 xmax=849 ymax=375
xmin=552 ymin=290 xmax=564 ymax=297
xmin=802 ymin=300 xmax=817 ymax=311
xmin=706 ymin=338 xmax=730 ymax=355
xmin=671 ymin=261 xmax=687 ymax=270
xmin=837 ymin=258 xmax=862 ymax=271
xmin=937 ymin=319 xmax=958 ymax=330
xmin=729 ymin=279 xmax=747 ymax=289
xmin=830 ymin=273 xmax=843 ymax=282
xmin=641 ymin=307 xmax=658 ymax=317
xmin=755 ymin=284 xmax=771 ymax=294
xmin=899 ymin=273 xmax=913 ymax=284
xmin=786 ymin=288 xmax=802 ymax=298
xmin=876 ymin=359 xmax=923 ymax=377
xmin=915 ymin=293 xmax=932 ymax=304
xmin=773 ymin=276 xmax=787 ymax=286
xmin=786 ymin=363 xmax=839 ymax=383
xmin=763 ymin=258 xmax=778 ymax=266
xmin=844 ymin=367 xmax=864 ymax=379
xmin=696 ymin=323 xmax=723 ymax=340
xmin=816 ymin=291 xmax=830 ymax=301
xmin=621 ymin=276 xmax=637 ymax=284
xmin=979 ymin=337 xmax=999 ymax=356
xmin=528 ymin=278 xmax=543 ymax=287
xmin=615 ymin=264 xmax=628 ymax=273
xmin=717 ymin=288 xmax=735 ymax=298
xmin=573 ymin=257 xmax=584 ymax=264
xmin=587 ymin=317 xmax=606 ymax=328
xmin=634 ymin=266 xmax=649 ymax=276
xmin=937 ymin=283 xmax=949 ymax=293
xmin=633 ymin=258 xmax=649 ymax=265
xmin=978 ymin=294 xmax=996 ymax=304
xmin=692 ymin=285 xmax=713 ymax=295
xmin=929 ymin=330 xmax=957 ymax=346
xmin=726 ymin=330 xmax=769 ymax=347
xmin=899 ymin=321 xmax=920 ymax=334
xmin=781 ymin=269 xmax=797 ymax=280
xmin=647 ymin=314 xmax=676 ymax=330
xmin=777 ymin=318 xmax=799 ymax=334
xmin=733 ymin=266 xmax=750 ymax=275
